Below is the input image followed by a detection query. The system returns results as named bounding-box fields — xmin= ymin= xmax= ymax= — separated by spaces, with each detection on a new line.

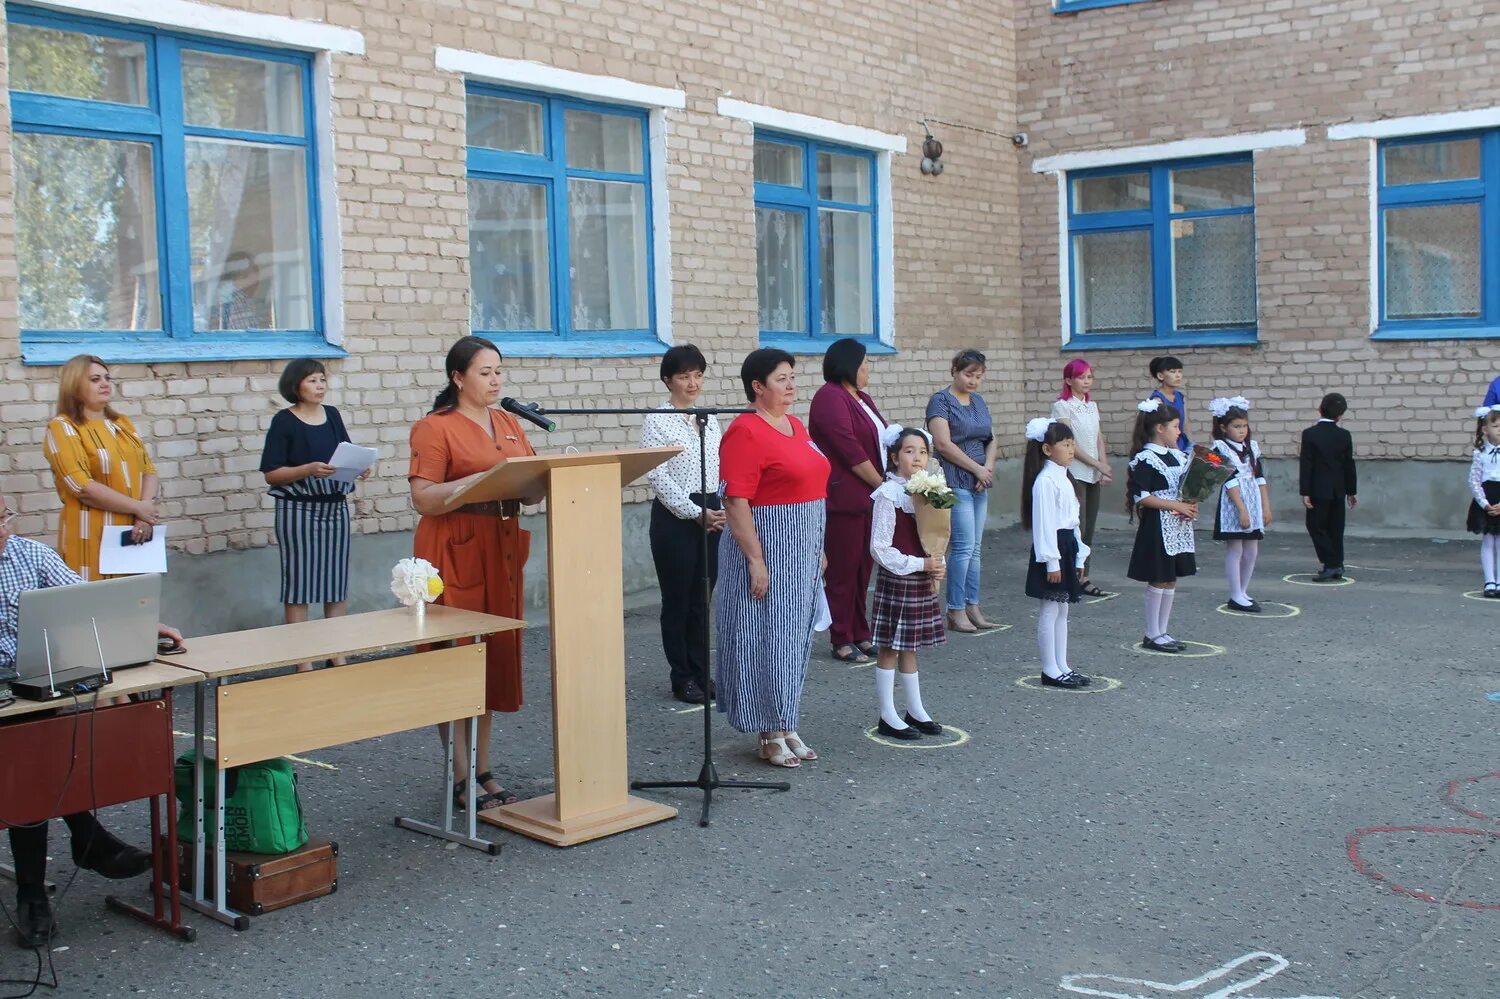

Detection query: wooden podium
xmin=448 ymin=447 xmax=682 ymax=846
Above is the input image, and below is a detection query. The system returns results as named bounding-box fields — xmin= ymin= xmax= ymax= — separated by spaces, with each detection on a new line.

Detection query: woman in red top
xmin=716 ymin=349 xmax=830 ymax=768
xmin=808 ymin=338 xmax=887 ymax=664
xmin=408 ymin=336 xmax=542 ymax=811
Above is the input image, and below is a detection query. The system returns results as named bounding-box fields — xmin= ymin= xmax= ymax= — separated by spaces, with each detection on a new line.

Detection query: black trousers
xmin=649 ymin=498 xmax=720 ymax=691
xmin=7 ymin=812 xmax=103 ymax=901
xmin=1305 ymin=497 xmax=1346 ymax=569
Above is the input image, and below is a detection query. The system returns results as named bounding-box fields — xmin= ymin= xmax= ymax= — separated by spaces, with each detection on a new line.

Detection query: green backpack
xmin=174 ymin=753 xmax=308 ymax=855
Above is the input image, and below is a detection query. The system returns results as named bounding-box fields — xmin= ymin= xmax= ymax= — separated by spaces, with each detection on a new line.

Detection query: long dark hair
xmin=1019 ymin=422 xmax=1075 ymax=529
xmin=1212 ymin=406 xmax=1261 ymax=477
xmin=1477 ymin=411 xmax=1500 ymax=450
xmin=1125 ymin=404 xmax=1181 ymax=520
xmin=432 ymin=335 xmax=501 ymax=413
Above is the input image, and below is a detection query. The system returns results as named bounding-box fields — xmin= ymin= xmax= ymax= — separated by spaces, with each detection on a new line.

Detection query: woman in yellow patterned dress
xmin=43 ymin=355 xmax=161 ymax=580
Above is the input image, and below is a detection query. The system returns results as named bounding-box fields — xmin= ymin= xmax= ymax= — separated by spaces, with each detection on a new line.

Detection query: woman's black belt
xmin=272 ymin=492 xmax=349 ymax=503
xmin=455 ymin=500 xmax=521 ymax=518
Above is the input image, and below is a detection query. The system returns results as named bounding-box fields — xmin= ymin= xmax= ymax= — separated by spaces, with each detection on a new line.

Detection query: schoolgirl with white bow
xmin=1020 ymin=417 xmax=1092 ymax=688
xmin=1468 ymin=406 xmax=1500 ymax=596
xmin=1126 ymin=398 xmax=1199 ymax=653
xmin=867 ymin=425 xmax=947 ymax=740
xmin=1208 ymin=396 xmax=1272 ymax=612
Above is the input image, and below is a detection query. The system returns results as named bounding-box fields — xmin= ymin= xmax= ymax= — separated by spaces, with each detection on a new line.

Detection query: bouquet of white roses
xmin=391 ymin=557 xmax=444 ymax=608
xmin=904 ymin=468 xmax=956 ymax=593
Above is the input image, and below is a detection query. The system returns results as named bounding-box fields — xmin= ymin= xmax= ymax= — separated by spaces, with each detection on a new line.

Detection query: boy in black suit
xmin=1299 ymin=393 xmax=1358 ymax=581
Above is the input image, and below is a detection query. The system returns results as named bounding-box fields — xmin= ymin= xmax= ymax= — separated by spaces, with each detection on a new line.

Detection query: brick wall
xmin=0 ymin=0 xmax=1021 ymax=554
xmin=1016 ymin=0 xmax=1500 ymax=468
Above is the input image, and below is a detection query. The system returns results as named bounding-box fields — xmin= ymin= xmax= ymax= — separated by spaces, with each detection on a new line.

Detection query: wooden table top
xmin=158 ymin=605 xmax=525 ymax=680
xmin=0 ymin=662 xmax=205 ymax=722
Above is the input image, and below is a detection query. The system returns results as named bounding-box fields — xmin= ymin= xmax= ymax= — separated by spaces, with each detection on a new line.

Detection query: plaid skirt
xmin=870 ymin=568 xmax=945 ymax=652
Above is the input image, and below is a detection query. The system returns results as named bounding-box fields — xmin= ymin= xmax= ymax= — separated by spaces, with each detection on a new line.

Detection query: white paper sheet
xmin=812 ymin=587 xmax=832 ymax=633
xmin=98 ymin=523 xmax=169 ymax=575
xmin=329 ymin=442 xmax=379 ymax=484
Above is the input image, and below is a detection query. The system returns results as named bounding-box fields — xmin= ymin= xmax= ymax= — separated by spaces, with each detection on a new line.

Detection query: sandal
xmin=832 ymin=644 xmax=871 ymax=664
xmin=758 ymin=734 xmax=801 ymax=768
xmin=452 ymin=771 xmax=519 ymax=811
xmin=1079 ymin=581 xmax=1106 ymax=597
xmin=855 ymin=641 xmax=877 ymax=658
xmin=784 ymin=732 xmax=818 ymax=761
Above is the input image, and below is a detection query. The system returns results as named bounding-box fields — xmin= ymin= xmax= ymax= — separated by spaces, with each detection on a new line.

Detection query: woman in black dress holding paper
xmin=260 ymin=359 xmax=366 ymax=666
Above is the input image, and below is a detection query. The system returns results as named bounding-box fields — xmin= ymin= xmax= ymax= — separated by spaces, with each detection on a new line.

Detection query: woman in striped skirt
xmin=716 ymin=349 xmax=830 ymax=768
xmin=260 ymin=359 xmax=367 ymax=670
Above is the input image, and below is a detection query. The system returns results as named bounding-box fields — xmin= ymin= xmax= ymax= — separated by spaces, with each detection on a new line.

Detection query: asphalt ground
xmin=4 ymin=526 xmax=1497 ymax=999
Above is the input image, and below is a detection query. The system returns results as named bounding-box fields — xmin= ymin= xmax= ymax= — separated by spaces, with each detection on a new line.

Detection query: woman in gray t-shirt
xmin=926 ymin=349 xmax=999 ymax=632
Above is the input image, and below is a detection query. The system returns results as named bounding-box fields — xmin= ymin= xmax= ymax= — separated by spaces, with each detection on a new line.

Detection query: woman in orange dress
xmin=43 ymin=355 xmax=161 ymax=580
xmin=409 ymin=335 xmax=541 ymax=810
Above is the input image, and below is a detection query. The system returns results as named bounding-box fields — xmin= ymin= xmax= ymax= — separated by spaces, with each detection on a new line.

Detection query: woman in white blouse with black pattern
xmin=639 ymin=345 xmax=727 ymax=704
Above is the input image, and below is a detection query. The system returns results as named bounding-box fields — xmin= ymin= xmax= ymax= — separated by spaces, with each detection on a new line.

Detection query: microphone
xmin=500 ymin=397 xmax=556 ymax=432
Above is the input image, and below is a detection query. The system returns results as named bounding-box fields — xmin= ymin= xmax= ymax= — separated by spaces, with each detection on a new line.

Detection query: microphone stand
xmin=533 ymin=404 xmax=790 ymax=826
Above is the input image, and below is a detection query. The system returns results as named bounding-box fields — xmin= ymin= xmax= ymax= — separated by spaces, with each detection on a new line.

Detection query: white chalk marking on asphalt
xmin=862 ymin=724 xmax=970 ymax=750
xmin=1280 ymin=573 xmax=1356 ymax=587
xmin=1121 ymin=640 xmax=1226 ymax=659
xmin=173 ymin=730 xmax=338 ymax=771
xmin=1214 ymin=601 xmax=1301 ymax=619
xmin=670 ymin=704 xmax=705 ymax=714
xmin=1461 ymin=591 xmax=1500 ymax=604
xmin=1085 ymin=591 xmax=1121 ymax=604
xmin=1015 ymin=674 xmax=1122 ymax=694
xmin=1059 ymin=949 xmax=1339 ymax=999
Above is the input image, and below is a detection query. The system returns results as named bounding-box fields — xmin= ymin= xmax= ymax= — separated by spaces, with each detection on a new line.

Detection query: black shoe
xmin=1225 ymin=598 xmax=1260 ymax=613
xmin=1486 ymin=584 xmax=1500 ymax=599
xmin=877 ymin=718 xmax=922 ymax=740
xmin=1312 ymin=566 xmax=1338 ymax=582
xmin=902 ymin=713 xmax=943 ymax=736
xmin=672 ymin=679 xmax=708 ymax=705
xmin=1141 ymin=636 xmax=1179 ymax=653
xmin=1041 ymin=672 xmax=1088 ymax=688
xmin=14 ymin=897 xmax=56 ymax=949
xmin=73 ymin=831 xmax=151 ymax=881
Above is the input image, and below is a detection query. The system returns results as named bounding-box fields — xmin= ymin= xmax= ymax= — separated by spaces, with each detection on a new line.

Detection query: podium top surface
xmin=0 ymin=662 xmax=204 ymax=721
xmin=159 ymin=605 xmax=525 ymax=680
xmin=447 ymin=446 xmax=680 ymax=508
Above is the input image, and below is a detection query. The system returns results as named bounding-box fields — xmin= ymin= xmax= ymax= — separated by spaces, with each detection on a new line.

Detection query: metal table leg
xmin=179 ymin=678 xmax=249 ymax=930
xmin=395 ymin=715 xmax=499 ymax=854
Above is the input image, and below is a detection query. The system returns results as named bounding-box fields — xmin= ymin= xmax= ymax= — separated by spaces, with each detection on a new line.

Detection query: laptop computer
xmin=12 ymin=574 xmax=162 ymax=701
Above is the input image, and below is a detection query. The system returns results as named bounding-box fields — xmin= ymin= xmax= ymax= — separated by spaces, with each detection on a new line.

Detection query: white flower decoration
xmin=1137 ymin=398 xmax=1162 ymax=413
xmin=1210 ymin=395 xmax=1252 ymax=419
xmin=391 ymin=557 xmax=443 ymax=607
xmin=1024 ymin=417 xmax=1054 ymax=442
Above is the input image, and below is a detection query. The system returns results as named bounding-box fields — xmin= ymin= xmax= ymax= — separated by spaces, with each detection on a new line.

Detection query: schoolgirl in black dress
xmin=1021 ymin=417 xmax=1091 ymax=688
xmin=260 ymin=359 xmax=366 ymax=669
xmin=1126 ymin=399 xmax=1198 ymax=653
xmin=1209 ymin=396 xmax=1272 ymax=612
xmin=1469 ymin=406 xmax=1500 ymax=595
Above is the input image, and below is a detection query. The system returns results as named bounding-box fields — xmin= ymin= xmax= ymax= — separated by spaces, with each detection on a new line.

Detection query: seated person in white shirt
xmin=0 ymin=496 xmax=185 ymax=949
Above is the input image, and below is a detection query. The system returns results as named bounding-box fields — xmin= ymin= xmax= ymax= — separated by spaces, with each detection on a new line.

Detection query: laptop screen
xmin=15 ymin=574 xmax=162 ymax=681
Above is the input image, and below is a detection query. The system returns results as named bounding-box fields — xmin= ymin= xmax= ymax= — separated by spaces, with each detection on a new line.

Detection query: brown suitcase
xmin=172 ymin=837 xmax=338 ymax=916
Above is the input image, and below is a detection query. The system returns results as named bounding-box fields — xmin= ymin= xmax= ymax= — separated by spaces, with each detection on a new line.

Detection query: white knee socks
xmin=1038 ymin=600 xmax=1064 ymax=678
xmin=1157 ymin=587 xmax=1178 ymax=644
xmin=1239 ymin=541 xmax=1259 ymax=602
xmin=1053 ymin=602 xmax=1071 ymax=675
xmin=1483 ymin=535 xmax=1500 ymax=584
xmin=1143 ymin=586 xmax=1165 ymax=641
xmin=898 ymin=671 xmax=932 ymax=723
xmin=1224 ymin=541 xmax=1245 ymax=604
xmin=875 ymin=666 xmax=905 ymax=728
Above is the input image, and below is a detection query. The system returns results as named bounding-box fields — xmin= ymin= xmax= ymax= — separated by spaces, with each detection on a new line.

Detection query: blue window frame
xmin=6 ymin=5 xmax=332 ymax=364
xmin=1054 ymin=0 xmax=1158 ymax=13
xmin=464 ymin=84 xmax=658 ymax=356
xmin=1375 ymin=131 xmax=1497 ymax=340
xmin=1065 ymin=155 xmax=1257 ymax=349
xmin=753 ymin=132 xmax=885 ymax=353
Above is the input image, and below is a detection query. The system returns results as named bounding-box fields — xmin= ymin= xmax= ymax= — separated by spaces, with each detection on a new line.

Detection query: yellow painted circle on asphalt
xmin=863 ymin=723 xmax=971 ymax=750
xmin=1462 ymin=590 xmax=1500 ymax=603
xmin=1120 ymin=640 xmax=1226 ymax=659
xmin=1281 ymin=573 xmax=1355 ymax=587
xmin=1214 ymin=601 xmax=1301 ymax=619
xmin=1014 ymin=673 xmax=1122 ymax=694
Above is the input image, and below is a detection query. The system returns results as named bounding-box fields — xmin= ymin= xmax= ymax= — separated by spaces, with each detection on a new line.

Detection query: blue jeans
xmin=946 ymin=487 xmax=988 ymax=610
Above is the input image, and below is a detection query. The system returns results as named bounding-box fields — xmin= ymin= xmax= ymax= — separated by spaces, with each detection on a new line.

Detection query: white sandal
xmin=758 ymin=734 xmax=801 ymax=768
xmin=784 ymin=732 xmax=818 ymax=761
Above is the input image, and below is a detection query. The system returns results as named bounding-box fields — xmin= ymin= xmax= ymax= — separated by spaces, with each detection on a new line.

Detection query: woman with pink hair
xmin=1050 ymin=358 xmax=1112 ymax=594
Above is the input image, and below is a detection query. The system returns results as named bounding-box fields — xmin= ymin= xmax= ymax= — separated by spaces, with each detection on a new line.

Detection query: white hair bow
xmin=1024 ymin=417 xmax=1054 ymax=442
xmin=1477 ymin=406 xmax=1496 ymax=420
xmin=1208 ymin=396 xmax=1252 ymax=419
xmin=1137 ymin=398 xmax=1162 ymax=413
xmin=880 ymin=423 xmax=932 ymax=451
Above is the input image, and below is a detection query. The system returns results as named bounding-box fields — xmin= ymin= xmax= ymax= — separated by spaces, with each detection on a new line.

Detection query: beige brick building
xmin=0 ymin=0 xmax=1488 ymax=627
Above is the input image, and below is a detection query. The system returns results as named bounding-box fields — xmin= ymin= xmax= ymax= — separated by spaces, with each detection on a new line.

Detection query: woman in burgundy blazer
xmin=808 ymin=338 xmax=887 ymax=664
